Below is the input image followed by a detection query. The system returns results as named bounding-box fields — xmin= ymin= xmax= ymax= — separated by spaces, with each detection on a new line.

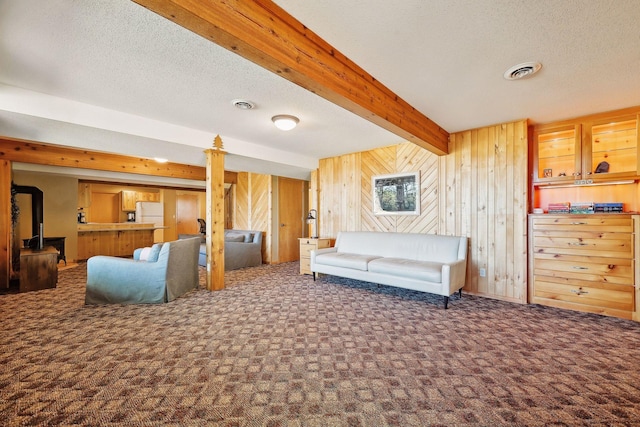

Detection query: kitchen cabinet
xmin=137 ymin=192 xmax=160 ymax=202
xmin=78 ymin=183 xmax=91 ymax=208
xmin=121 ymin=190 xmax=137 ymax=211
xmin=532 ymin=108 xmax=640 ymax=184
xmin=529 ymin=214 xmax=638 ymax=320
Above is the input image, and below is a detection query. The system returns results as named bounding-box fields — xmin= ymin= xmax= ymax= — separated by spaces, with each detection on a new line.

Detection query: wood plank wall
xmin=442 ymin=120 xmax=528 ymax=303
xmin=316 ymin=119 xmax=529 ymax=303
xmin=234 ymin=172 xmax=272 ymax=263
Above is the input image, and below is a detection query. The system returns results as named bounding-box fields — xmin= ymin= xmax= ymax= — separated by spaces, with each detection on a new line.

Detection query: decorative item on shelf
xmin=306 ymin=209 xmax=318 ymax=239
xmin=543 ymin=168 xmax=552 ymax=178
xmin=547 ymin=202 xmax=571 ymax=214
xmin=570 ymin=202 xmax=595 ymax=214
xmin=595 ymin=161 xmax=609 ymax=173
xmin=594 ymin=203 xmax=624 ymax=213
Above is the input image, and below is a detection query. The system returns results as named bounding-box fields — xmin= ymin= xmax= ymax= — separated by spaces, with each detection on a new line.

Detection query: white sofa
xmin=310 ymin=231 xmax=468 ymax=308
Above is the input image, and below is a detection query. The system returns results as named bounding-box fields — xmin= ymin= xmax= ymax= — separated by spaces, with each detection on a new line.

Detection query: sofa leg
xmin=443 ymin=296 xmax=449 ymax=309
xmin=312 ymin=272 xmax=316 ymax=281
xmin=458 ymin=288 xmax=462 ymax=298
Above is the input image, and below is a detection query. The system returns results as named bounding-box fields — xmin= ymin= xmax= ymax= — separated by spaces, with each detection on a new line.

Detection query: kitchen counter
xmin=78 ymin=222 xmax=166 ymax=232
xmin=77 ymin=223 xmax=166 ymax=260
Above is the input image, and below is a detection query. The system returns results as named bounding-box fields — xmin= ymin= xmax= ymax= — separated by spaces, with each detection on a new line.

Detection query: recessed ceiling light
xmin=272 ymin=115 xmax=299 ymax=131
xmin=503 ymin=62 xmax=542 ymax=80
xmin=232 ymin=99 xmax=256 ymax=110
xmin=154 ymin=157 xmax=168 ymax=163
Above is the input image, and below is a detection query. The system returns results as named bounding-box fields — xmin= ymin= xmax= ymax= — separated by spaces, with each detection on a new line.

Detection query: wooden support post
xmin=0 ymin=160 xmax=11 ymax=289
xmin=204 ymin=136 xmax=226 ymax=291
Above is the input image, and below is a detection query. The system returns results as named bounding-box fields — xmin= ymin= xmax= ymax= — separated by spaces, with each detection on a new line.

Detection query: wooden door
xmin=90 ymin=193 xmax=119 ymax=223
xmin=176 ymin=194 xmax=199 ymax=235
xmin=277 ymin=177 xmax=304 ymax=263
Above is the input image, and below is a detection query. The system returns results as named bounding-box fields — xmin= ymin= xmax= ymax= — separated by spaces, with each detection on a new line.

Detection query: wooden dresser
xmin=298 ymin=238 xmax=331 ymax=275
xmin=529 ymin=214 xmax=639 ymax=320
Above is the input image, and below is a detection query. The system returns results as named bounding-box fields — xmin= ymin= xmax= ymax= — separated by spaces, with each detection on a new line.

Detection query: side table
xmin=298 ymin=237 xmax=331 ymax=275
xmin=19 ymin=247 xmax=59 ymax=292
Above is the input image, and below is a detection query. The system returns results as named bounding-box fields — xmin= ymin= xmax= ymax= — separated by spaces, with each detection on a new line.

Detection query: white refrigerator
xmin=135 ymin=201 xmax=164 ymax=243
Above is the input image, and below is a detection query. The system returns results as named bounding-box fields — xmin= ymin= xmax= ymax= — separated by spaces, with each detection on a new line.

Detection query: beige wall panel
xmin=13 ymin=171 xmax=79 ymax=264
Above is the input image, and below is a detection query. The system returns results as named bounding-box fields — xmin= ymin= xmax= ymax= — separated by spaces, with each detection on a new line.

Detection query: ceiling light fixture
xmin=154 ymin=157 xmax=168 ymax=163
xmin=272 ymin=114 xmax=299 ymax=131
xmin=232 ymin=99 xmax=256 ymax=110
xmin=503 ymin=62 xmax=542 ymax=80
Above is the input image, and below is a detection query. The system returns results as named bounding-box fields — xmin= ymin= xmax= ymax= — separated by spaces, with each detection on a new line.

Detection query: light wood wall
xmin=441 ymin=120 xmax=528 ymax=303
xmin=235 ymin=172 xmax=272 ymax=263
xmin=316 ymin=119 xmax=529 ymax=303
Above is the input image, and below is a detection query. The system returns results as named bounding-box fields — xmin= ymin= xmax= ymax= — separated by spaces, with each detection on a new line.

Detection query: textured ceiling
xmin=1 ymin=0 xmax=640 ymax=184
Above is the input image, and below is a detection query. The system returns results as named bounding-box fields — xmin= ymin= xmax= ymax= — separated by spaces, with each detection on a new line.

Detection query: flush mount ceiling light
xmin=272 ymin=114 xmax=299 ymax=131
xmin=153 ymin=157 xmax=168 ymax=163
xmin=231 ymin=99 xmax=256 ymax=110
xmin=503 ymin=62 xmax=542 ymax=80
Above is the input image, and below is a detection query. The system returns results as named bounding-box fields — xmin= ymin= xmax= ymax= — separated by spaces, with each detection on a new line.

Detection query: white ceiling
xmin=1 ymin=0 xmax=640 ymax=186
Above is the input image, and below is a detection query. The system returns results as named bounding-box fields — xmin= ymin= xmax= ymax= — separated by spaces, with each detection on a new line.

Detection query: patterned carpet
xmin=1 ymin=262 xmax=640 ymax=426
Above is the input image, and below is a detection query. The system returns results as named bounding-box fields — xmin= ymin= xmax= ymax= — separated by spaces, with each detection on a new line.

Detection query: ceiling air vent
xmin=231 ymin=99 xmax=256 ymax=110
xmin=503 ymin=62 xmax=542 ymax=80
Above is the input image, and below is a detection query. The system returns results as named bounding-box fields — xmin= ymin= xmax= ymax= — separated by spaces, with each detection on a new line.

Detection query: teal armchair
xmin=85 ymin=237 xmax=201 ymax=305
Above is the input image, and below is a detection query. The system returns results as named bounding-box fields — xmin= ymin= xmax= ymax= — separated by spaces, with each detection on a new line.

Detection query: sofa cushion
xmin=225 ymin=233 xmax=245 ymax=242
xmin=314 ymin=252 xmax=381 ymax=271
xmin=335 ymin=231 xmax=462 ymax=263
xmin=146 ymin=243 xmax=163 ymax=262
xmin=368 ymin=258 xmax=443 ymax=282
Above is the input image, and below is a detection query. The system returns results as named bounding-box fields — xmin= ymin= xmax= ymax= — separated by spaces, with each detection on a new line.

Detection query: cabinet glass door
xmin=535 ymin=124 xmax=581 ymax=182
xmin=588 ymin=116 xmax=639 ymax=178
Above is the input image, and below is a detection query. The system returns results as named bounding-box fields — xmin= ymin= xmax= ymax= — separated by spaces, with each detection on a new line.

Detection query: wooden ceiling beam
xmin=132 ymin=0 xmax=450 ymax=155
xmin=0 ymin=136 xmax=238 ymax=184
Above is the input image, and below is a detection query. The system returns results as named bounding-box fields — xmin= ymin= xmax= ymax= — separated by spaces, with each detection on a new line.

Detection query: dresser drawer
xmin=532 ymin=231 xmax=633 ymax=258
xmin=532 ymin=216 xmax=633 ymax=233
xmin=300 ymin=257 xmax=311 ymax=272
xmin=534 ymin=278 xmax=634 ymax=312
xmin=300 ymin=244 xmax=316 ymax=257
xmin=533 ymin=254 xmax=633 ymax=285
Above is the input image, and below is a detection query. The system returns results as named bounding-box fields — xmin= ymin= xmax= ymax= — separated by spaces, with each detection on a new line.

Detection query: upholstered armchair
xmin=85 ymin=237 xmax=201 ymax=305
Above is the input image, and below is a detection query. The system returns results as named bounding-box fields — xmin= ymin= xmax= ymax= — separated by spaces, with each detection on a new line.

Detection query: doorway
xmin=176 ymin=194 xmax=199 ymax=235
xmin=277 ymin=177 xmax=305 ymax=263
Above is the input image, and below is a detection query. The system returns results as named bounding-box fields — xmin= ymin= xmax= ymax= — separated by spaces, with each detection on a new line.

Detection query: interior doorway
xmin=277 ymin=177 xmax=305 ymax=263
xmin=176 ymin=194 xmax=199 ymax=235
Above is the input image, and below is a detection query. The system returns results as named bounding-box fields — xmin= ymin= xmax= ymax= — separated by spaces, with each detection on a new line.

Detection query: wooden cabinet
xmin=299 ymin=237 xmax=331 ymax=275
xmin=121 ymin=190 xmax=137 ymax=211
xmin=78 ymin=183 xmax=91 ymax=208
xmin=121 ymin=190 xmax=160 ymax=211
xmin=137 ymin=191 xmax=160 ymax=202
xmin=20 ymin=247 xmax=58 ymax=292
xmin=529 ymin=214 xmax=638 ymax=320
xmin=532 ymin=108 xmax=640 ymax=184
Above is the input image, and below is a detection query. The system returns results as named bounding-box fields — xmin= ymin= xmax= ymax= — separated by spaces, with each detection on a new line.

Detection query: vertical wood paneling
xmin=441 ymin=120 xmax=528 ymax=303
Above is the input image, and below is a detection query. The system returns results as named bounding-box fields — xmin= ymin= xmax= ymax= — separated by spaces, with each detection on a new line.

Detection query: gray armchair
xmin=85 ymin=237 xmax=201 ymax=305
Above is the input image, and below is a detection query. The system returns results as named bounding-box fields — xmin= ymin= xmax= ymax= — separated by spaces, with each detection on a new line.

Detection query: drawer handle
xmin=571 ymin=222 xmax=587 ymax=225
xmin=571 ymin=289 xmax=589 ymax=296
xmin=569 ymin=242 xmax=588 ymax=246
xmin=572 ymin=266 xmax=588 ymax=270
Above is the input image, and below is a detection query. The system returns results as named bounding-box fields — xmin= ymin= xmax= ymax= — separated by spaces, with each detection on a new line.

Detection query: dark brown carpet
xmin=1 ymin=262 xmax=640 ymax=426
